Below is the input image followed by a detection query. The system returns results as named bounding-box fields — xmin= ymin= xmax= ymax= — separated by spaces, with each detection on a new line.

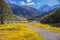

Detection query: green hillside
xmin=32 ymin=7 xmax=60 ymax=23
xmin=40 ymin=7 xmax=60 ymax=24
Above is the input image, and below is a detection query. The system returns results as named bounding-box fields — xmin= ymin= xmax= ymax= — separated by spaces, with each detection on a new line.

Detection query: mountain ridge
xmin=39 ymin=4 xmax=51 ymax=13
xmin=7 ymin=3 xmax=41 ymax=19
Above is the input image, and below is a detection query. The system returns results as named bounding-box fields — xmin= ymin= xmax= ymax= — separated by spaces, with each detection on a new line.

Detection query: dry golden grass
xmin=30 ymin=22 xmax=60 ymax=33
xmin=0 ymin=23 xmax=44 ymax=40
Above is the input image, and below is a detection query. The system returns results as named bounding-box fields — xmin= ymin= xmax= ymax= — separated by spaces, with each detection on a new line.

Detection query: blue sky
xmin=5 ymin=0 xmax=60 ymax=9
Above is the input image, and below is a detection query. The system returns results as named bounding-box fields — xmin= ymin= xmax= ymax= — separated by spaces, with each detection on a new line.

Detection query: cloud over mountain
xmin=18 ymin=1 xmax=26 ymax=5
xmin=27 ymin=0 xmax=32 ymax=3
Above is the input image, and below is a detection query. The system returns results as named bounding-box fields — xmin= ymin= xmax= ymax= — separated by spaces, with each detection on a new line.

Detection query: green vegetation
xmin=32 ymin=8 xmax=60 ymax=23
xmin=0 ymin=0 xmax=12 ymax=24
xmin=40 ymin=8 xmax=60 ymax=24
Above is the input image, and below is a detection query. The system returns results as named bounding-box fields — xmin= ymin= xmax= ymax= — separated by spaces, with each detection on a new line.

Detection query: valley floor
xmin=0 ymin=22 xmax=60 ymax=40
xmin=27 ymin=23 xmax=60 ymax=40
xmin=0 ymin=23 xmax=44 ymax=40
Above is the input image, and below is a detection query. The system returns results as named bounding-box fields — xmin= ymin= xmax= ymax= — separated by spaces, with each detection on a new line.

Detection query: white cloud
xmin=18 ymin=1 xmax=35 ymax=6
xmin=27 ymin=2 xmax=35 ymax=6
xmin=27 ymin=0 xmax=32 ymax=3
xmin=18 ymin=1 xmax=26 ymax=6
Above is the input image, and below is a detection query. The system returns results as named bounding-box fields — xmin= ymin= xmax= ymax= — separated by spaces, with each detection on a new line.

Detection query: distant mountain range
xmin=39 ymin=4 xmax=60 ymax=13
xmin=7 ymin=2 xmax=60 ymax=19
xmin=52 ymin=4 xmax=60 ymax=9
xmin=7 ymin=3 xmax=41 ymax=19
xmin=39 ymin=5 xmax=51 ymax=13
